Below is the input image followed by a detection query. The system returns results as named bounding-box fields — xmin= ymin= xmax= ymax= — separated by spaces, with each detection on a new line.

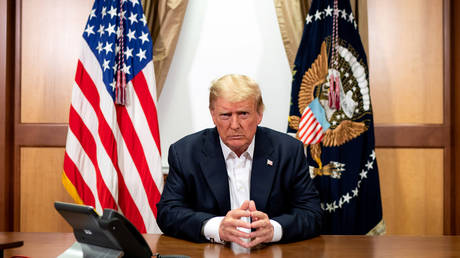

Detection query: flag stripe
xmin=131 ymin=68 xmax=161 ymax=156
xmin=299 ymin=111 xmax=315 ymax=136
xmin=305 ymin=123 xmax=322 ymax=144
xmin=298 ymin=105 xmax=324 ymax=145
xmin=300 ymin=113 xmax=317 ymax=140
xmin=314 ymin=133 xmax=324 ymax=143
xmin=63 ymin=152 xmax=95 ymax=207
xmin=115 ymin=129 xmax=159 ymax=232
xmin=125 ymin=67 xmax=163 ymax=191
xmin=69 ymin=81 xmax=119 ymax=201
xmin=299 ymin=109 xmax=313 ymax=129
xmin=119 ymin=73 xmax=162 ymax=231
xmin=304 ymin=122 xmax=321 ymax=141
xmin=64 ymin=130 xmax=102 ymax=212
xmin=62 ymin=171 xmax=84 ymax=205
xmin=68 ymin=105 xmax=118 ymax=210
xmin=116 ymin=104 xmax=161 ymax=217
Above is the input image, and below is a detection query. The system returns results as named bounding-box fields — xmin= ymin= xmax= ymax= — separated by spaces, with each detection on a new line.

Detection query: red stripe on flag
xmin=74 ymin=60 xmax=147 ymax=233
xmin=116 ymin=105 xmax=161 ymax=217
xmin=314 ymin=131 xmax=324 ymax=143
xmin=304 ymin=122 xmax=321 ymax=141
xmin=300 ymin=109 xmax=313 ymax=127
xmin=63 ymin=152 xmax=95 ymax=207
xmin=305 ymin=123 xmax=322 ymax=144
xmin=299 ymin=111 xmax=314 ymax=134
xmin=301 ymin=108 xmax=313 ymax=121
xmin=299 ymin=112 xmax=314 ymax=140
xmin=68 ymin=106 xmax=117 ymax=210
xmin=131 ymin=71 xmax=161 ymax=155
xmin=298 ymin=105 xmax=326 ymax=145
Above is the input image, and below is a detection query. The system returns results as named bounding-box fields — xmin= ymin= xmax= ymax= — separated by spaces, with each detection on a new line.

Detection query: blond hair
xmin=209 ymin=74 xmax=265 ymax=113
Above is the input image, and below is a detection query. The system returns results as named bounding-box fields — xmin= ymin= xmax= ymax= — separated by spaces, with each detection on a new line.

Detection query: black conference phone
xmin=54 ymin=201 xmax=152 ymax=258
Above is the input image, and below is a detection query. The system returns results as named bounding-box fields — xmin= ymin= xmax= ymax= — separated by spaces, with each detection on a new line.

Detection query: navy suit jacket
xmin=156 ymin=127 xmax=322 ymax=243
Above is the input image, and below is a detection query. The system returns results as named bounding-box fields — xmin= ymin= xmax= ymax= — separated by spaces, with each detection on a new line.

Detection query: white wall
xmin=157 ymin=0 xmax=292 ymax=168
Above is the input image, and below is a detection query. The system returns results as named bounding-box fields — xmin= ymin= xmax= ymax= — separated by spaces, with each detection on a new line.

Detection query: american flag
xmin=298 ymin=98 xmax=329 ymax=144
xmin=62 ymin=0 xmax=163 ymax=233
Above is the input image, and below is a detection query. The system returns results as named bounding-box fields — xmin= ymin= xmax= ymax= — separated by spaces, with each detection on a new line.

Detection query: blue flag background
xmin=288 ymin=0 xmax=384 ymax=234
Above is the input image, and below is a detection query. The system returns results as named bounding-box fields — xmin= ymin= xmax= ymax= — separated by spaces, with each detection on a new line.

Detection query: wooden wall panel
xmin=20 ymin=0 xmax=92 ymax=123
xmin=368 ymin=0 xmax=443 ymax=124
xmin=357 ymin=0 xmax=369 ymax=57
xmin=0 ymin=0 xmax=6 ymax=231
xmin=0 ymin=0 xmax=14 ymax=231
xmin=20 ymin=147 xmax=72 ymax=232
xmin=377 ymin=148 xmax=444 ymax=235
xmin=453 ymin=0 xmax=460 ymax=235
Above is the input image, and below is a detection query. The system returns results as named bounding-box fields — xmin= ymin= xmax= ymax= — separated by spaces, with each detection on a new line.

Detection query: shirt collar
xmin=219 ymin=136 xmax=255 ymax=160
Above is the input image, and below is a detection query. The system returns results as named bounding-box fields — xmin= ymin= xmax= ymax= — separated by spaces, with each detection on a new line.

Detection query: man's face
xmin=210 ymin=96 xmax=263 ymax=157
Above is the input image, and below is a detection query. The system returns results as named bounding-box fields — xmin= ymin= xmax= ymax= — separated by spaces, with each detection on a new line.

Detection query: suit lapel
xmin=250 ymin=127 xmax=276 ymax=211
xmin=200 ymin=128 xmax=231 ymax=214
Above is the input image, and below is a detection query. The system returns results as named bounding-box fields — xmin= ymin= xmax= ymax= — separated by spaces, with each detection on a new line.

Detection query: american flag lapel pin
xmin=267 ymin=159 xmax=273 ymax=166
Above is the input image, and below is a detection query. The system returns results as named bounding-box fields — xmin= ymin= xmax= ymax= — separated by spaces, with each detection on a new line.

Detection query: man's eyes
xmin=219 ymin=112 xmax=249 ymax=119
xmin=220 ymin=114 xmax=231 ymax=120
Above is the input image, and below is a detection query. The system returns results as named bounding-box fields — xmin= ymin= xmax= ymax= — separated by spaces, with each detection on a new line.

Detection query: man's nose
xmin=230 ymin=115 xmax=240 ymax=129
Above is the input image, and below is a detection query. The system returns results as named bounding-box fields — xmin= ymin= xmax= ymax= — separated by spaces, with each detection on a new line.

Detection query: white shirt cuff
xmin=203 ymin=216 xmax=225 ymax=243
xmin=270 ymin=219 xmax=282 ymax=242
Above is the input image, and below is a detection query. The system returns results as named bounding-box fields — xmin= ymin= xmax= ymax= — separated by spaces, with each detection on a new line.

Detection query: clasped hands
xmin=218 ymin=200 xmax=274 ymax=248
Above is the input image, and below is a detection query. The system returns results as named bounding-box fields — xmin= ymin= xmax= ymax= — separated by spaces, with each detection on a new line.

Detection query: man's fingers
xmin=230 ymin=219 xmax=251 ymax=230
xmin=249 ymin=200 xmax=257 ymax=212
xmin=227 ymin=209 xmax=250 ymax=219
xmin=250 ymin=210 xmax=268 ymax=220
xmin=221 ymin=216 xmax=251 ymax=230
xmin=250 ymin=210 xmax=268 ymax=225
xmin=232 ymin=229 xmax=251 ymax=239
xmin=222 ymin=227 xmax=251 ymax=239
xmin=250 ymin=225 xmax=272 ymax=238
xmin=248 ymin=210 xmax=273 ymax=247
xmin=247 ymin=236 xmax=266 ymax=248
xmin=239 ymin=200 xmax=250 ymax=210
xmin=250 ymin=218 xmax=270 ymax=229
xmin=248 ymin=224 xmax=273 ymax=247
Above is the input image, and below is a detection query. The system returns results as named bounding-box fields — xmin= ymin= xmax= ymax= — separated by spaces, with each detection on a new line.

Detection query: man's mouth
xmin=228 ymin=135 xmax=243 ymax=139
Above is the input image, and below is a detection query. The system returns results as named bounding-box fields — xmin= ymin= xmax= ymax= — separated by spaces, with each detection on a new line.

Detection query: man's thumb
xmin=249 ymin=200 xmax=257 ymax=211
xmin=240 ymin=200 xmax=250 ymax=210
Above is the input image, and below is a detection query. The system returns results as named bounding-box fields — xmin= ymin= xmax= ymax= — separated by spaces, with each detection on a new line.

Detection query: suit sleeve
xmin=272 ymin=142 xmax=323 ymax=242
xmin=156 ymin=143 xmax=215 ymax=242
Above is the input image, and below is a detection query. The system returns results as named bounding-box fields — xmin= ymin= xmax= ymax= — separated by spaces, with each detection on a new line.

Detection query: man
xmin=157 ymin=74 xmax=322 ymax=247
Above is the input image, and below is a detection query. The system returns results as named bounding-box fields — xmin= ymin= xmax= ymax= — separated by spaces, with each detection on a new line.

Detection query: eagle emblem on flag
xmin=289 ymin=41 xmax=368 ymax=177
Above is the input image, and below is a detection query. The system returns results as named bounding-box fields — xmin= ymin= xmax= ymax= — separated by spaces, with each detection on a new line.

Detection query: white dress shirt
xmin=202 ymin=137 xmax=282 ymax=244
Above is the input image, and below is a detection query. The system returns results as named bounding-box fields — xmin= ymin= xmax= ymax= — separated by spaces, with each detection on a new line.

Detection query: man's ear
xmin=210 ymin=108 xmax=217 ymax=125
xmin=257 ymin=112 xmax=263 ymax=125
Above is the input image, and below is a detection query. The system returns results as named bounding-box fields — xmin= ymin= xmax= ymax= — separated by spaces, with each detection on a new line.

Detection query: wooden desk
xmin=1 ymin=232 xmax=460 ymax=258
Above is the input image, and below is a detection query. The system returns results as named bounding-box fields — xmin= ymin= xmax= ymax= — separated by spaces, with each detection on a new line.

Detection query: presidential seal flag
xmin=288 ymin=0 xmax=385 ymax=235
xmin=62 ymin=0 xmax=163 ymax=233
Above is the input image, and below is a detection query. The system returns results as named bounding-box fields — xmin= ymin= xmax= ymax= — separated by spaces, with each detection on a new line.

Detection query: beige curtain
xmin=142 ymin=0 xmax=189 ymax=97
xmin=356 ymin=0 xmax=369 ymax=57
xmin=274 ymin=0 xmax=368 ymax=70
xmin=273 ymin=0 xmax=310 ymax=70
